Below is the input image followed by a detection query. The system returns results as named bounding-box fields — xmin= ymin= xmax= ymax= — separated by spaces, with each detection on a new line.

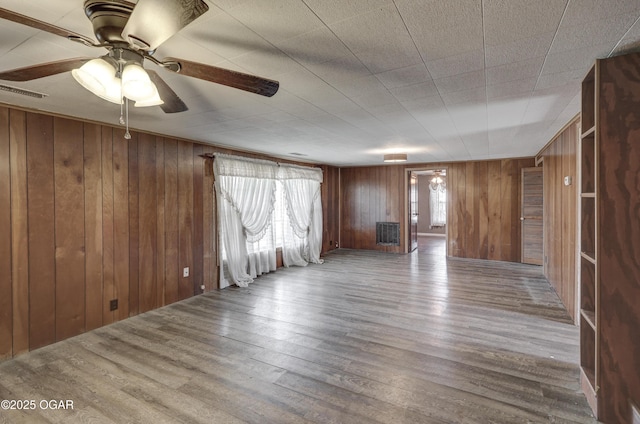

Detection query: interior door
xmin=409 ymin=173 xmax=418 ymax=252
xmin=521 ymin=167 xmax=543 ymax=265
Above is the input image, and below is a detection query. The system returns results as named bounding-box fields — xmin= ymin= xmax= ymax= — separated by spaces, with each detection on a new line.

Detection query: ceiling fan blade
xmin=146 ymin=70 xmax=188 ymax=113
xmin=122 ymin=0 xmax=209 ymax=50
xmin=163 ymin=57 xmax=280 ymax=97
xmin=0 ymin=58 xmax=91 ymax=81
xmin=0 ymin=7 xmax=95 ymax=45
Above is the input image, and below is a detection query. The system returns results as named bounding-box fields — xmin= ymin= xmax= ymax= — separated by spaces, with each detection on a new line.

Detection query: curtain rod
xmin=198 ymin=152 xmax=285 ymax=166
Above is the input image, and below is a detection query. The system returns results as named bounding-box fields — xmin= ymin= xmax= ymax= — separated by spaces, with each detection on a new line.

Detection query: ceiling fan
xmin=0 ymin=0 xmax=280 ymax=115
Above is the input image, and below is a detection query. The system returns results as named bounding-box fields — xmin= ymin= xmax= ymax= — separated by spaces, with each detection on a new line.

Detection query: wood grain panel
xmin=112 ymin=127 xmax=130 ymax=321
xmin=477 ymin=161 xmax=489 ymax=259
xmin=83 ymin=123 xmax=103 ymax=332
xmin=499 ymin=160 xmax=515 ymax=262
xmin=53 ymin=117 xmax=86 ymax=341
xmin=128 ymin=133 xmax=140 ymax=317
xmin=101 ymin=126 xmax=115 ymax=325
xmin=156 ymin=138 xmax=166 ymax=305
xmin=465 ymin=162 xmax=478 ymax=258
xmin=164 ymin=139 xmax=179 ymax=305
xmin=178 ymin=141 xmax=194 ymax=301
xmin=449 ymin=163 xmax=466 ymax=257
xmin=0 ymin=107 xmax=12 ymax=359
xmin=597 ymin=52 xmax=640 ymax=424
xmin=192 ymin=145 xmax=204 ymax=294
xmin=26 ymin=113 xmax=56 ymax=349
xmin=321 ymin=165 xmax=339 ymax=253
xmin=487 ymin=161 xmax=502 ymax=260
xmin=138 ymin=133 xmax=157 ymax=313
xmin=10 ymin=109 xmax=29 ymax=355
xmin=202 ymin=146 xmax=216 ymax=291
xmin=539 ymin=116 xmax=579 ymax=321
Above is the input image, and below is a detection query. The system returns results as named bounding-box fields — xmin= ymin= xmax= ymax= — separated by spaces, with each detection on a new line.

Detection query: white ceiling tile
xmin=486 ymin=57 xmax=544 ymax=86
xmin=374 ymin=64 xmax=432 ymax=89
xmin=434 ymin=69 xmax=485 ymax=94
xmin=329 ymin=5 xmax=423 ymax=73
xmin=329 ymin=75 xmax=388 ymax=98
xmin=440 ymin=87 xmax=486 ymax=107
xmin=486 ymin=78 xmax=537 ymax=101
xmin=426 ymin=50 xmax=485 ymax=79
xmin=389 ymin=81 xmax=438 ymax=102
xmin=302 ymin=0 xmax=394 ymax=25
xmin=560 ymin=0 xmax=640 ymax=28
xmin=485 ymin=32 xmax=555 ymax=68
xmin=550 ymin=13 xmax=639 ymax=55
xmin=483 ymin=0 xmax=567 ymax=46
xmin=611 ymin=16 xmax=640 ymax=56
xmin=395 ymin=0 xmax=483 ymax=60
xmin=272 ymin=27 xmax=353 ymax=68
xmin=220 ymin=0 xmax=325 ymax=43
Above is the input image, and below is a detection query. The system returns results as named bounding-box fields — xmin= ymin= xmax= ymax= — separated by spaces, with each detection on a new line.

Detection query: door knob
xmin=520 ymin=217 xmax=525 ymax=221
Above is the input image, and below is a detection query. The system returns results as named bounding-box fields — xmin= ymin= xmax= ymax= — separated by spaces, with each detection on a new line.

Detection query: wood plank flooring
xmin=0 ymin=241 xmax=597 ymax=423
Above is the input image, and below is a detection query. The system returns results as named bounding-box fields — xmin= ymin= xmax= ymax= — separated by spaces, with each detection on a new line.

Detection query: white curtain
xmin=214 ymin=154 xmax=277 ymax=288
xmin=278 ymin=164 xmax=324 ymax=266
xmin=429 ymin=183 xmax=447 ymax=228
xmin=214 ymin=154 xmax=324 ymax=288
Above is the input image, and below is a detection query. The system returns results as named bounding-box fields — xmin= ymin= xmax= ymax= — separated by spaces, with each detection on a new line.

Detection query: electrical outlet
xmin=109 ymin=299 xmax=118 ymax=311
xmin=183 ymin=267 xmax=189 ymax=277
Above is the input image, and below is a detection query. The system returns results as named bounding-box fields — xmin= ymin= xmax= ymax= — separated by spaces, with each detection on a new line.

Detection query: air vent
xmin=0 ymin=84 xmax=47 ymax=99
xmin=376 ymin=222 xmax=400 ymax=246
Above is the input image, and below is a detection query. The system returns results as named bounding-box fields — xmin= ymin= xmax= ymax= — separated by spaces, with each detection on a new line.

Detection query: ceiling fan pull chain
xmin=124 ymin=98 xmax=131 ymax=140
xmin=119 ymin=73 xmax=125 ymax=125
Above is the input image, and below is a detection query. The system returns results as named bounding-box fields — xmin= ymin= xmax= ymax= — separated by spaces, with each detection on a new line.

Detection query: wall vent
xmin=0 ymin=84 xmax=48 ymax=99
xmin=376 ymin=222 xmax=400 ymax=246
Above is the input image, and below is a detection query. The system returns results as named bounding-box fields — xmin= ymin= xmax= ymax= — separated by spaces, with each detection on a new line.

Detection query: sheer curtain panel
xmin=279 ymin=164 xmax=324 ymax=267
xmin=214 ymin=154 xmax=277 ymax=288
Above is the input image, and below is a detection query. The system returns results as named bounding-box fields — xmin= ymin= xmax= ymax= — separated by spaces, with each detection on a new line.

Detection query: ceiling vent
xmin=0 ymin=84 xmax=48 ymax=99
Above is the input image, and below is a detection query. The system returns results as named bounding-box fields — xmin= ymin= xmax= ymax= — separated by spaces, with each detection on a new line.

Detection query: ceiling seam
xmin=389 ymin=0 xmax=459 ymax=161
xmin=515 ymin=0 xmax=571 ymax=136
xmin=481 ymin=0 xmax=489 ymax=158
xmin=607 ymin=13 xmax=640 ymax=57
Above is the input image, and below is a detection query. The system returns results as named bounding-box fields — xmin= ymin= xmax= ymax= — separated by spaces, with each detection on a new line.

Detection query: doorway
xmin=406 ymin=168 xmax=447 ymax=255
xmin=521 ymin=166 xmax=543 ymax=265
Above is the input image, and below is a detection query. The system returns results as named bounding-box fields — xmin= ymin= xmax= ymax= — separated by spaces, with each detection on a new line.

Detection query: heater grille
xmin=376 ymin=222 xmax=400 ymax=246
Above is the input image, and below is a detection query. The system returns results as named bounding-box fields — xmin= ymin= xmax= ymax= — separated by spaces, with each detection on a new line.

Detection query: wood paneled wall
xmin=0 ymin=106 xmax=217 ymax=360
xmin=447 ymin=159 xmax=534 ymax=261
xmin=339 ymin=158 xmax=533 ymax=261
xmin=340 ymin=165 xmax=405 ymax=253
xmin=538 ymin=117 xmax=579 ymax=322
xmin=321 ymin=165 xmax=340 ymax=253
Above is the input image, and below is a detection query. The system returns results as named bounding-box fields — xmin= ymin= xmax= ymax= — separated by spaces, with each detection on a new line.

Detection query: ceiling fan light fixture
xmin=72 ymin=57 xmax=117 ymax=100
xmin=121 ymin=62 xmax=155 ymax=101
xmin=134 ymin=85 xmax=164 ymax=107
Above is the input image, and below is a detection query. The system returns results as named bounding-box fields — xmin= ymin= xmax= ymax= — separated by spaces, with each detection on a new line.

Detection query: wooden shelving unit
xmin=578 ymin=52 xmax=640 ymax=423
xmin=579 ymin=64 xmax=598 ymax=414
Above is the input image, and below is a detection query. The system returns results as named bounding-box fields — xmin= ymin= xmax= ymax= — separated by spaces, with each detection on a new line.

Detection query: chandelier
xmin=430 ymin=170 xmax=446 ymax=190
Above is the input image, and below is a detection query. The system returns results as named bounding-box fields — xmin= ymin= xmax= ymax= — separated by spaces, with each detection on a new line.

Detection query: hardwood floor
xmin=0 ymin=249 xmax=596 ymax=423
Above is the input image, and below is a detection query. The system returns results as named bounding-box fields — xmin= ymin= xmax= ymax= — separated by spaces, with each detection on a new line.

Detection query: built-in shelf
xmin=581 ymin=126 xmax=595 ymax=138
xmin=580 ymin=62 xmax=598 ymax=419
xmin=581 ymin=251 xmax=596 ymax=264
xmin=581 ymin=309 xmax=596 ymax=330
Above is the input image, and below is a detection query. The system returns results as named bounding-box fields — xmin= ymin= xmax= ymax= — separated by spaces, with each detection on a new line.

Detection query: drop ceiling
xmin=0 ymin=0 xmax=639 ymax=166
